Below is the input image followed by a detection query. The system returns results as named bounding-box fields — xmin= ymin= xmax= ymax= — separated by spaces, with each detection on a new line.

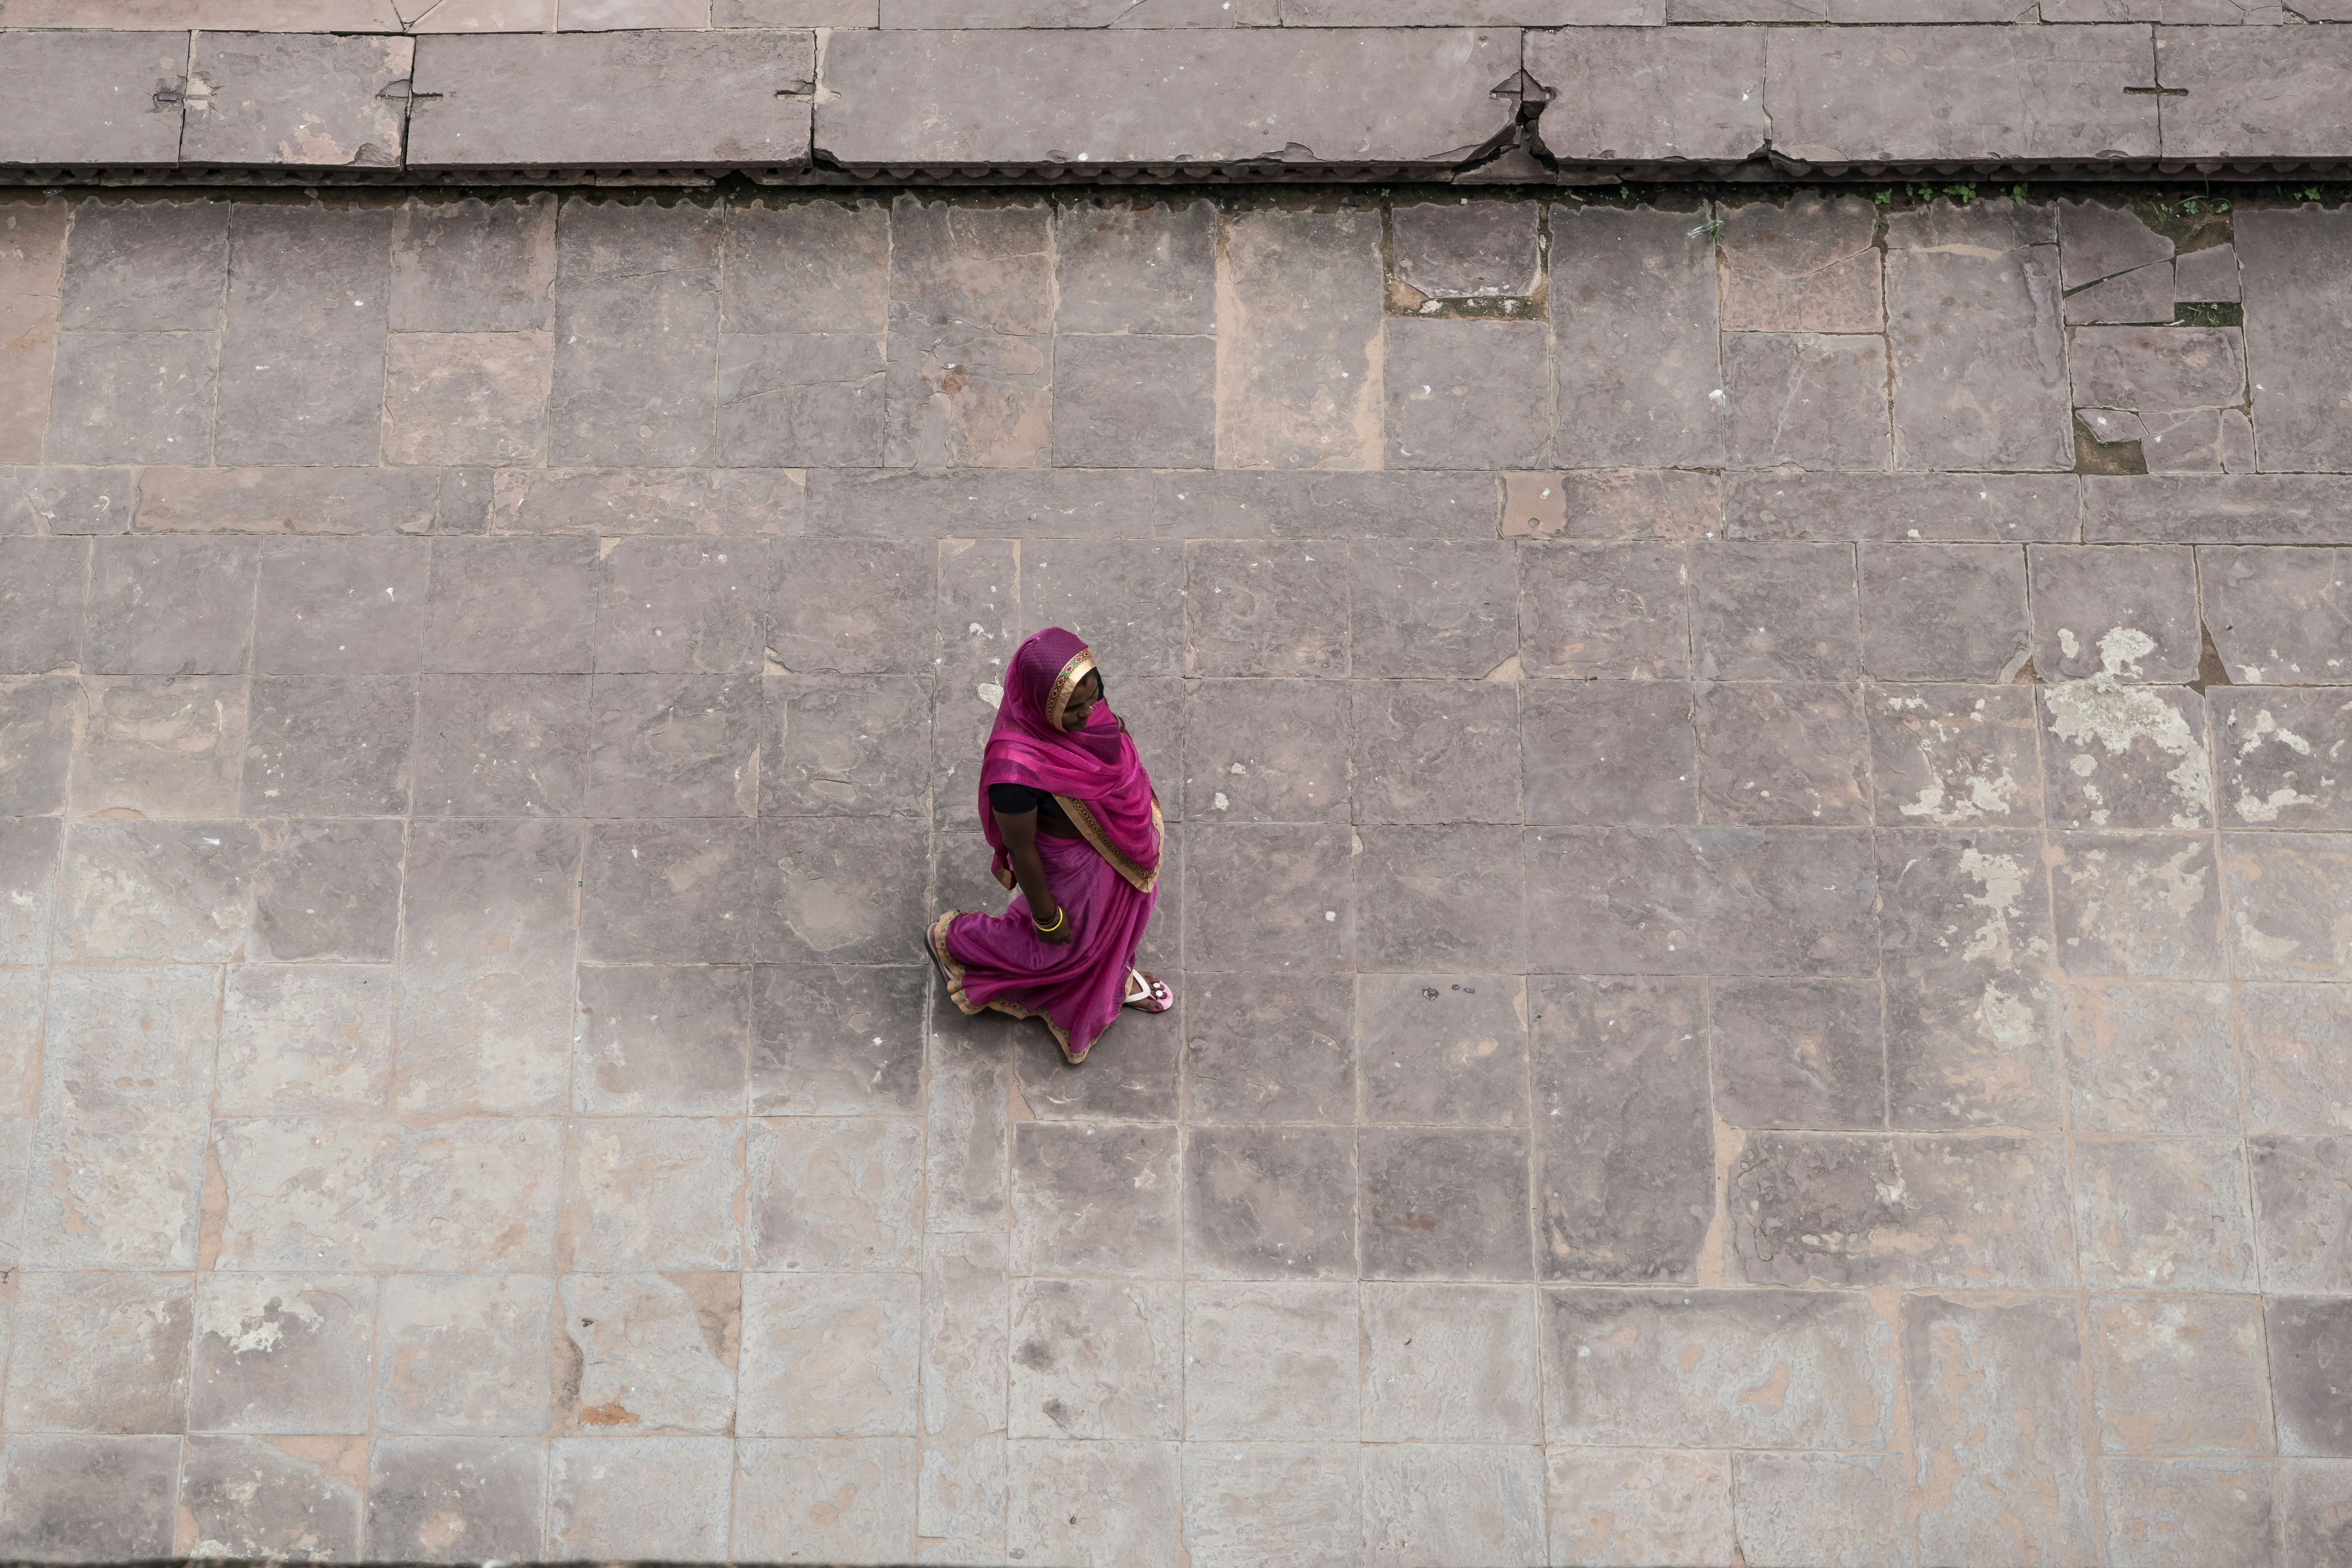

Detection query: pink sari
xmin=929 ymin=628 xmax=1163 ymax=1063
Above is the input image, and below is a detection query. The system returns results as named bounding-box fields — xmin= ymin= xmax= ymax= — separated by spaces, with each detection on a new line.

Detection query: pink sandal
xmin=1124 ymin=970 xmax=1174 ymax=1013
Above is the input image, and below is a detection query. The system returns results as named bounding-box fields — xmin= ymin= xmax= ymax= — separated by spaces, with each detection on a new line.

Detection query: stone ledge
xmin=7 ymin=23 xmax=2352 ymax=180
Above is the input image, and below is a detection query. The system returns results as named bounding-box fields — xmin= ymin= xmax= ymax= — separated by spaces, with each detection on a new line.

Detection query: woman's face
xmin=1060 ymin=669 xmax=1102 ymax=730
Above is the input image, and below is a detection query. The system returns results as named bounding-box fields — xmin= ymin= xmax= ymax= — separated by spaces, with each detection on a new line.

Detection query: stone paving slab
xmin=0 ymin=186 xmax=2349 ymax=1564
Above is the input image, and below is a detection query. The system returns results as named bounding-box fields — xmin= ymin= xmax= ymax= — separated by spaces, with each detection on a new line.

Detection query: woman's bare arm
xmin=993 ymin=806 xmax=1074 ymax=944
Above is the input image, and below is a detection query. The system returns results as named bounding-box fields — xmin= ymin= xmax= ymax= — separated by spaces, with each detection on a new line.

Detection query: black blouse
xmin=987 ymin=782 xmax=1073 ymax=823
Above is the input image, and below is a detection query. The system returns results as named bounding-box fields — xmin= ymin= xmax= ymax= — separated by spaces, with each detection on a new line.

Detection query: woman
xmin=927 ymin=626 xmax=1173 ymax=1065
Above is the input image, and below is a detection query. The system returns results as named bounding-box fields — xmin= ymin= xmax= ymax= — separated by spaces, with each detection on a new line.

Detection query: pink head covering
xmin=978 ymin=628 xmax=1161 ymax=891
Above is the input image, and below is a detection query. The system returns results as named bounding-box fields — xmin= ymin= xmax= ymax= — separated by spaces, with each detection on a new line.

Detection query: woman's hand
xmin=994 ymin=805 xmax=1073 ymax=946
xmin=1033 ymin=907 xmax=1076 ymax=946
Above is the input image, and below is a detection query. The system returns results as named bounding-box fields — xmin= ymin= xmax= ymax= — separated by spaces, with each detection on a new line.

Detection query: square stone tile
xmin=1055 ymin=198 xmax=1217 ymax=334
xmin=374 ymin=1274 xmax=553 ymax=1436
xmin=1215 ymin=206 xmax=1383 ymax=470
xmin=2063 ymin=980 xmax=2239 ymax=1134
xmin=391 ymin=196 xmax=558 ymax=333
xmin=2212 ymin=688 xmax=2352 ymax=831
xmin=394 ymin=818 xmax=578 ymax=1116
xmin=0 ymin=675 xmax=77 ymax=817
xmin=1182 ymin=678 xmax=1348 ymax=823
xmin=2203 ymin=546 xmax=2352 ymax=686
xmin=2050 ymin=831 xmax=2225 ymax=980
xmin=1519 ymin=543 xmax=1690 ymax=679
xmin=217 ymin=206 xmax=392 ymax=465
xmin=1359 ymin=974 xmax=1527 ymax=1128
xmin=189 ymin=1274 xmax=373 ymax=1435
xmin=586 ymin=672 xmax=760 ymax=819
xmin=740 ymin=1272 xmax=920 ymax=1437
xmin=366 ymin=1437 xmax=547 ymax=1563
xmin=1006 ymin=1277 xmax=1182 ymax=1440
xmin=251 ymin=817 xmax=403 ymax=963
xmin=217 ymin=965 xmax=394 ymax=1116
xmin=763 ymin=815 xmax=927 ymax=965
xmin=1183 ymin=824 xmax=1352 ymax=973
xmin=383 ymin=331 xmax=553 ymax=466
xmin=764 ymin=672 xmax=931 ymax=819
xmin=0 ymin=1435 xmax=180 ymax=1560
xmin=1694 ymin=681 xmax=1870 ymax=825
xmin=1391 ymin=200 xmax=1539 ymax=300
xmin=1361 ymin=1126 xmax=1531 ymax=1281
xmin=1521 ymin=679 xmax=1697 ymax=826
xmin=1721 ymin=332 xmax=1889 ymax=471
xmin=5 ymin=1272 xmax=190 ymax=1434
xmin=1551 ymin=206 xmax=1726 ymax=469
xmin=60 ymin=199 xmax=228 ymax=332
xmin=2225 ymin=833 xmax=2352 ymax=983
xmin=1867 ymin=683 xmax=2043 ymax=828
xmin=1691 ymin=541 xmax=1860 ymax=682
xmin=0 ymin=539 xmax=88 ymax=674
xmin=596 ymin=537 xmax=767 ymax=676
xmin=1711 ymin=975 xmax=1885 ymax=1131
xmin=75 ymin=674 xmax=248 ymax=817
xmin=2031 ymin=543 xmax=2200 ymax=684
xmin=1183 ymin=1281 xmax=1357 ymax=1441
xmin=1053 ymin=333 xmax=1213 ymax=470
xmin=86 ymin=537 xmax=257 ymax=676
xmin=1183 ymin=541 xmax=1349 ymax=678
xmin=1903 ymin=1291 xmax=2098 ymax=1563
xmin=1349 ymin=679 xmax=1518 ymax=827
xmin=732 ymin=1438 xmax=917 ymax=1561
xmin=2074 ymin=1137 xmax=2257 ymax=1291
xmin=1183 ymin=1124 xmax=1355 ymax=1281
xmin=177 ymin=1435 xmax=363 ymax=1561
xmin=2100 ymin=1457 xmax=2282 ymax=1568
xmin=1545 ymin=1447 xmax=1738 ymax=1568
xmin=1013 ymin=1001 xmax=1182 ymax=1124
xmin=1360 ymin=1282 xmax=1537 ymax=1443
xmin=2043 ymin=682 xmax=2213 ymax=831
xmin=1732 ymin=1450 xmax=1913 ymax=1568
xmin=1885 ymin=202 xmax=2070 ymax=473
xmin=718 ymin=331 xmax=885 ymax=468
xmin=549 ymin=202 xmax=720 ymax=469
xmin=2251 ymin=1136 xmax=2352 ymax=1294
xmin=1006 ymin=1439 xmax=1181 ymax=1568
xmin=558 ymin=1272 xmax=739 ymax=1437
xmin=1011 ymin=1123 xmax=1180 ymax=1277
xmin=1719 ymin=193 xmax=1883 ymax=333
xmin=771 ymin=538 xmax=934 ymax=677
xmin=547 ymin=1437 xmax=733 ymax=1559
xmin=241 ymin=676 xmax=414 ymax=817
xmin=2269 ymin=1296 xmax=2352 ymax=1457
xmin=1540 ymin=1287 xmax=1895 ymax=1449
xmin=1363 ymin=1442 xmax=1545 ymax=1568
xmin=1181 ymin=974 xmax=1354 ymax=1124
xmin=2240 ymin=985 xmax=2352 ymax=1136
xmin=722 ymin=197 xmax=889 ymax=334
xmin=1734 ymin=1131 xmax=2077 ymax=1288
xmin=424 ymin=538 xmax=596 ymax=675
xmin=1384 ymin=317 xmax=1550 ymax=470
xmin=582 ymin=820 xmax=761 ymax=965
xmin=746 ymin=1116 xmax=920 ymax=1273
xmin=1350 ymin=538 xmax=1518 ymax=680
xmin=565 ymin=1117 xmax=743 ymax=1271
xmin=1356 ymin=823 xmax=1525 ymax=973
xmin=1859 ymin=543 xmax=2032 ymax=683
xmin=2090 ymin=1294 xmax=2274 ymax=1455
xmin=1180 ymin=1442 xmax=1359 ymax=1568
xmin=45 ymin=330 xmax=217 ymax=464
xmin=58 ymin=818 xmax=260 ymax=963
xmin=2283 ymin=1459 xmax=2352 ymax=1568
xmin=412 ymin=672 xmax=589 ymax=816
xmin=1021 ymin=537 xmax=1187 ymax=680
xmin=574 ymin=963 xmax=749 ymax=1117
xmin=749 ymin=964 xmax=922 ymax=1117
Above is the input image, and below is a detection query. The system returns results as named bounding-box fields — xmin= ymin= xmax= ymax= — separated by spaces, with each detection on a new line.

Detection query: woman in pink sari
xmin=927 ymin=626 xmax=1172 ymax=1065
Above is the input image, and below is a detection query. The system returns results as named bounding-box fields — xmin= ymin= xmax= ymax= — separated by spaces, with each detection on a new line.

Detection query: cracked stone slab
xmin=0 ymin=32 xmax=190 ymax=166
xmin=2157 ymin=25 xmax=2352 ymax=160
xmin=817 ymin=29 xmax=1519 ymax=171
xmin=409 ymin=32 xmax=813 ymax=169
xmin=183 ymin=32 xmax=411 ymax=168
xmin=1528 ymin=28 xmax=1765 ymax=163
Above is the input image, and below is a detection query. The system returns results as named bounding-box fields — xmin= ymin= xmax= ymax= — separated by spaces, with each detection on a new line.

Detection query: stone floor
xmin=0 ymin=187 xmax=2349 ymax=1565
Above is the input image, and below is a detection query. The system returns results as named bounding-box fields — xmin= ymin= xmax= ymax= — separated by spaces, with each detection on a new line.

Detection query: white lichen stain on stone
xmin=1956 ymin=847 xmax=2038 ymax=968
xmin=2097 ymin=625 xmax=2157 ymax=678
xmin=198 ymin=1276 xmax=324 ymax=1356
xmin=2044 ymin=676 xmax=2211 ymax=828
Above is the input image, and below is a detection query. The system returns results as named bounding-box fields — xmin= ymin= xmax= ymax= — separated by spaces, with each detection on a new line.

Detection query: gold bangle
xmin=1033 ymin=907 xmax=1065 ymax=934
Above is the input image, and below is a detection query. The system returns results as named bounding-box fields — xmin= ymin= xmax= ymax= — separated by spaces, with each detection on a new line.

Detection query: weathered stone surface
xmin=1356 ymin=823 xmax=1526 ymax=972
xmin=739 ymin=1272 xmax=918 ymax=1437
xmin=392 ymin=196 xmax=557 ymax=334
xmin=87 ymin=536 xmax=257 ymax=676
xmin=2067 ymin=262 xmax=2173 ymax=326
xmin=1868 ymin=683 xmax=2041 ymax=831
xmin=2173 ymin=241 xmax=2240 ymax=304
xmin=1770 ymin=26 xmax=2157 ymax=163
xmin=178 ymin=1436 xmax=364 ymax=1561
xmin=821 ymin=29 xmax=1516 ymax=170
xmin=2049 ymin=831 xmax=2223 ymax=980
xmin=411 ymin=32 xmax=812 ymax=166
xmin=1542 ymin=1286 xmax=1894 ymax=1449
xmin=73 ymin=674 xmax=246 ymax=817
xmin=216 ymin=205 xmax=391 ymax=466
xmin=45 ymin=329 xmax=217 ymax=464
xmin=1180 ymin=1444 xmax=1358 ymax=1568
xmin=6 ymin=1271 xmax=192 ymax=1433
xmin=1733 ymin=1132 xmax=2076 ymax=1287
xmin=2225 ymin=833 xmax=2352 ymax=982
xmin=2042 ymin=680 xmax=2212 ymax=830
xmin=184 ymin=31 xmax=409 ymax=166
xmin=0 ymin=1436 xmax=180 ymax=1560
xmin=1691 ymin=541 xmax=1856 ymax=681
xmin=548 ymin=1438 xmax=733 ymax=1560
xmin=2269 ymin=1297 xmax=2352 ymax=1457
xmin=1712 ymin=975 xmax=1885 ymax=1131
xmin=2160 ymin=25 xmax=2352 ymax=159
xmin=1905 ymin=1293 xmax=2099 ymax=1565
xmin=2204 ymin=546 xmax=2352 ymax=683
xmin=2031 ymin=542 xmax=2200 ymax=683
xmin=252 ymin=538 xmax=429 ymax=677
xmin=1185 ymin=1281 xmax=1357 ymax=1440
xmin=1215 ymin=207 xmax=1384 ymax=471
xmin=1553 ymin=207 xmax=1725 ymax=468
xmin=58 ymin=819 xmax=257 ymax=961
xmin=0 ymin=33 xmax=189 ymax=166
xmin=1695 ymin=682 xmax=1870 ymax=826
xmin=1392 ymin=199 xmax=1539 ymax=300
xmin=1887 ymin=201 xmax=2072 ymax=472
xmin=1505 ymin=468 xmax=1721 ymax=543
xmin=1182 ymin=1122 xmax=1355 ymax=1281
xmin=550 ymin=200 xmax=720 ymax=470
xmin=1011 ymin=1122 xmax=1180 ymax=1276
xmin=250 ymin=817 xmax=403 ymax=962
xmin=366 ymin=1437 xmax=546 ymax=1562
xmin=1005 ymin=1439 xmax=1177 ymax=1568
xmin=1054 ymin=332 xmax=1213 ymax=470
xmin=1521 ymin=680 xmax=1697 ymax=827
xmin=60 ymin=199 xmax=225 ymax=332
xmin=1362 ymin=1443 xmax=1545 ymax=1568
xmin=216 ymin=964 xmax=392 ymax=1116
xmin=374 ymin=1274 xmax=552 ymax=1435
xmin=136 ymin=464 xmax=440 ymax=535
xmin=2239 ymin=205 xmax=2352 ymax=472
xmin=1006 ymin=1277 xmax=1181 ymax=1440
xmin=1731 ymin=1451 xmax=1910 ymax=1568
xmin=1055 ymin=199 xmax=1216 ymax=336
xmin=1529 ymin=29 xmax=1765 ymax=162
xmin=1727 ymin=471 xmax=2078 ymax=543
xmin=1181 ymin=974 xmax=1353 ymax=1123
xmin=383 ymin=330 xmax=552 ymax=466
xmin=1546 ymin=1448 xmax=1737 ymax=1568
xmin=2091 ymin=1294 xmax=2273 ymax=1457
xmin=585 ymin=672 xmax=759 ymax=818
xmin=2252 ymin=1136 xmax=2352 ymax=1293
xmin=411 ymin=673 xmax=587 ymax=815
xmin=2063 ymin=979 xmax=2236 ymax=1134
xmin=2240 ymin=985 xmax=2352 ymax=1136
xmin=581 ymin=819 xmax=762 ymax=965
xmin=491 ymin=467 xmax=804 ymax=537
xmin=2075 ymin=1136 xmax=2256 ymax=1290
xmin=746 ymin=1115 xmax=920 ymax=1272
xmin=0 ymin=675 xmax=75 ymax=820
xmin=1718 ymin=194 xmax=1883 ymax=334
xmin=0 ymin=817 xmax=60 ymax=966
xmin=1351 ymin=538 xmax=1517 ymax=679
xmin=2060 ymin=199 xmax=2173 ymax=290
xmin=1360 ymin=974 xmax=1525 ymax=1128
xmin=732 ymin=1438 xmax=916 ymax=1561
xmin=2088 ymin=476 xmax=2352 ymax=544
xmin=2073 ymin=324 xmax=2245 ymax=413
xmin=1721 ymin=331 xmax=1888 ymax=471
xmin=1387 ymin=317 xmax=1548 ymax=470
xmin=884 ymin=197 xmax=1052 ymax=471
xmin=1181 ymin=677 xmax=1347 ymax=823
xmin=1360 ymin=1127 xmax=1531 ymax=1280
xmin=0 ymin=544 xmax=84 ymax=676
xmin=567 ymin=1116 xmax=743 ymax=1271
xmin=558 ymin=1272 xmax=739 ymax=1437
xmin=1359 ymin=1283 xmax=1536 ymax=1445
xmin=0 ymin=463 xmax=131 ymax=540
xmin=2101 ymin=1457 xmax=2283 ymax=1568
xmin=1351 ymin=679 xmax=1519 ymax=826
xmin=1519 ymin=542 xmax=1689 ymax=679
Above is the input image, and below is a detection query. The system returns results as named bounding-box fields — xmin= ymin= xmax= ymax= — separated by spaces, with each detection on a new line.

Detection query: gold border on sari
xmin=929 ymin=908 xmax=1086 ymax=1060
xmin=1052 ymin=792 xmax=1163 ymax=894
xmin=1043 ymin=649 xmax=1097 ymax=731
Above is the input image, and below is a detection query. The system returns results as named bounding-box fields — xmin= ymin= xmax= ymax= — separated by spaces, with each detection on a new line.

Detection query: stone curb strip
xmin=0 ymin=23 xmax=2347 ymax=182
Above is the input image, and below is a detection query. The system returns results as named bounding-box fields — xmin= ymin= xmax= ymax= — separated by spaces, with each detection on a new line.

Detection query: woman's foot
xmin=1124 ymin=970 xmax=1174 ymax=1013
